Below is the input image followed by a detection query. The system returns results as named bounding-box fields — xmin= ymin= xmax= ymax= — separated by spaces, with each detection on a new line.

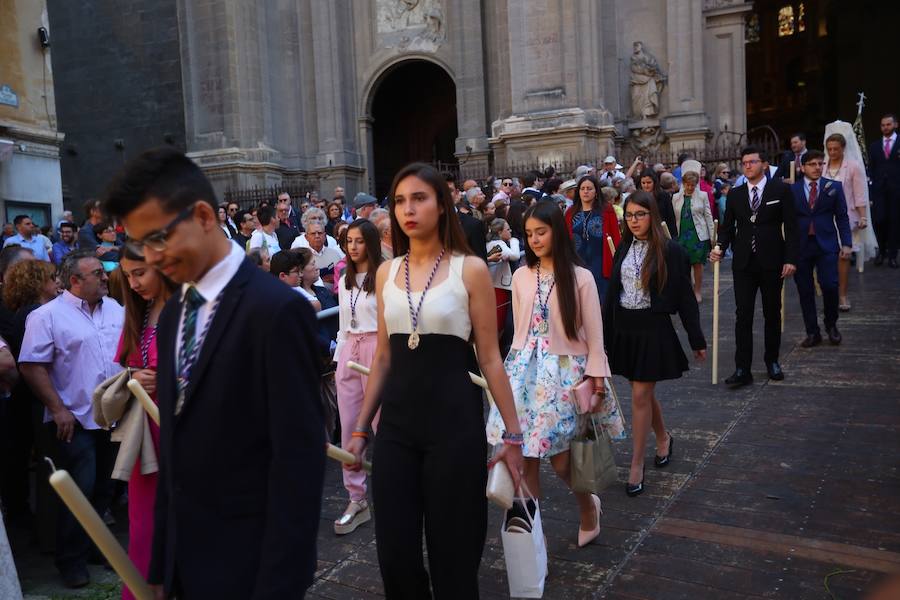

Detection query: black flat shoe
xmin=766 ymin=362 xmax=785 ymax=381
xmin=890 ymin=258 xmax=899 ymax=269
xmin=725 ymin=368 xmax=753 ymax=388
xmin=874 ymin=254 xmax=884 ymax=266
xmin=626 ymin=467 xmax=645 ymax=497
xmin=654 ymin=433 xmax=674 ymax=468
xmin=826 ymin=326 xmax=842 ymax=345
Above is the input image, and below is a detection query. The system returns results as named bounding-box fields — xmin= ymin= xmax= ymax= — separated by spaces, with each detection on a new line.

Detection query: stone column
xmin=663 ymin=0 xmax=710 ymax=150
xmin=489 ymin=0 xmax=614 ymax=165
xmin=309 ymin=0 xmax=365 ymax=198
xmin=451 ymin=0 xmax=491 ymax=179
xmin=178 ymin=0 xmax=281 ymax=192
xmin=702 ymin=0 xmax=752 ymax=140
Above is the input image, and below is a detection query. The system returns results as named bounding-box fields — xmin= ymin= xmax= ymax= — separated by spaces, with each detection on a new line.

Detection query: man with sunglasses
xmin=19 ymin=250 xmax=124 ymax=588
xmin=102 ymin=147 xmax=325 ymax=599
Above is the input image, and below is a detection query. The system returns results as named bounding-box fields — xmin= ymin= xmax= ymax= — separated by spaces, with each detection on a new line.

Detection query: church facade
xmin=176 ymin=0 xmax=752 ymax=197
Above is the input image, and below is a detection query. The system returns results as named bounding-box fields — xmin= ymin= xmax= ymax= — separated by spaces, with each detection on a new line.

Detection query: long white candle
xmin=127 ymin=379 xmax=159 ymax=426
xmin=712 ymin=220 xmax=720 ymax=385
xmin=606 ymin=235 xmax=616 ymax=257
xmin=47 ymin=462 xmax=153 ymax=600
xmin=326 ymin=443 xmax=372 ymax=473
xmin=347 ymin=360 xmax=492 ymax=401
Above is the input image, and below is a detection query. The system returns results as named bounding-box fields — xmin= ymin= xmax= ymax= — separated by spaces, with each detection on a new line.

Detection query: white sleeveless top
xmin=383 ymin=253 xmax=471 ymax=341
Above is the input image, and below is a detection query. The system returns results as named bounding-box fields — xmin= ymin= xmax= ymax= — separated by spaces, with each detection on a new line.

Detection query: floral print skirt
xmin=486 ymin=333 xmax=587 ymax=459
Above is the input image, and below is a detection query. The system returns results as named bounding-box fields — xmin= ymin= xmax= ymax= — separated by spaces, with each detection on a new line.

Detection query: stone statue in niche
xmin=629 ymin=41 xmax=667 ymax=120
xmin=377 ymin=0 xmax=445 ymax=52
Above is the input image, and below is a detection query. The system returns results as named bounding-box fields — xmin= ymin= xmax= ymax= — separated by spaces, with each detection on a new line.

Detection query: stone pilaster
xmin=663 ymin=0 xmax=710 ymax=150
xmin=702 ymin=0 xmax=753 ymax=139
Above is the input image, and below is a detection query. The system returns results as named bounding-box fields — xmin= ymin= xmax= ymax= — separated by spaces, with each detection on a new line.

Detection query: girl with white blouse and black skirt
xmin=346 ymin=163 xmax=523 ymax=599
xmin=603 ymin=192 xmax=707 ymax=497
xmin=333 ymin=219 xmax=383 ymax=535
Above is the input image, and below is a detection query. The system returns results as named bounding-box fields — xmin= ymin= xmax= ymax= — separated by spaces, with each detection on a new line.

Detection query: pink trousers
xmin=335 ymin=332 xmax=378 ymax=501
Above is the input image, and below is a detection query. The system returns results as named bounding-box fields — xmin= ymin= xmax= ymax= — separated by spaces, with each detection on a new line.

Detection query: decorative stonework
xmin=702 ymin=0 xmax=748 ymax=11
xmin=629 ymin=41 xmax=667 ymax=120
xmin=377 ymin=0 xmax=445 ymax=52
xmin=628 ymin=122 xmax=666 ymax=154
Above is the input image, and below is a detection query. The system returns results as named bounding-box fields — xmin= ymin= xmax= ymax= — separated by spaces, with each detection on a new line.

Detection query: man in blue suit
xmin=791 ymin=150 xmax=852 ymax=347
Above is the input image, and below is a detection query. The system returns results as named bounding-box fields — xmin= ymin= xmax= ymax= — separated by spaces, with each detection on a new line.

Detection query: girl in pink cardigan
xmin=485 ymin=201 xmax=621 ymax=548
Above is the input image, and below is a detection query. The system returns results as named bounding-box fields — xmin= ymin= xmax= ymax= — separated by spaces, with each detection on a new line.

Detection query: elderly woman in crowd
xmin=672 ymin=162 xmax=715 ymax=303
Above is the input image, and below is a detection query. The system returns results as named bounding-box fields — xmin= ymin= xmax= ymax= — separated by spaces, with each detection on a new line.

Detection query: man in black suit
xmin=774 ymin=132 xmax=808 ymax=180
xmin=521 ymin=170 xmax=544 ymax=203
xmin=868 ymin=113 xmax=900 ymax=267
xmin=710 ymin=146 xmax=798 ymax=387
xmin=103 ymin=148 xmax=325 ymax=599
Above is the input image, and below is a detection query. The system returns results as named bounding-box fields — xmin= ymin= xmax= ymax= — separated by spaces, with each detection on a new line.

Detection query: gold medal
xmin=538 ymin=320 xmax=549 ymax=335
xmin=350 ymin=318 xmax=358 ymax=329
xmin=407 ymin=331 xmax=420 ymax=350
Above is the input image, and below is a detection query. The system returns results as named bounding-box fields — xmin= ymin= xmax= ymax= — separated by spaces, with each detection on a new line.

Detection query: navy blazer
xmin=149 ymin=258 xmax=325 ymax=599
xmin=791 ymin=178 xmax=852 ymax=254
xmin=869 ymin=136 xmax=900 ymax=200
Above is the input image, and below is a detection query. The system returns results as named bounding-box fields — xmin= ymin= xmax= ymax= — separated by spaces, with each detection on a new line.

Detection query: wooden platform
xmin=309 ymin=263 xmax=900 ymax=600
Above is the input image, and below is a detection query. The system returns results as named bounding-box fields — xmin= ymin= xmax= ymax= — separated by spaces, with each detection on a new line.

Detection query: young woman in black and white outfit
xmin=346 ymin=163 xmax=523 ymax=598
xmin=604 ymin=192 xmax=707 ymax=498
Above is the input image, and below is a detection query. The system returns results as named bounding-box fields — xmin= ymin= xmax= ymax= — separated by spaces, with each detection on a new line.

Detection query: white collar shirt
xmin=176 ymin=242 xmax=245 ymax=370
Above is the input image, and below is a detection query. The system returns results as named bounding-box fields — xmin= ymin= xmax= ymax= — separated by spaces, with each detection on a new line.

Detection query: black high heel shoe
xmin=626 ymin=466 xmax=645 ymax=497
xmin=654 ymin=433 xmax=674 ymax=468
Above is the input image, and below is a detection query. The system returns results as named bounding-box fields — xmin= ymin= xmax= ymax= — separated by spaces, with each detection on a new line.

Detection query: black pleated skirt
xmin=609 ymin=307 xmax=689 ymax=382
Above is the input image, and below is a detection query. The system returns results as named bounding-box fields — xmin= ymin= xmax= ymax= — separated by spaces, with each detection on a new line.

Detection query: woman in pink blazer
xmin=825 ymin=133 xmax=869 ymax=310
xmin=486 ymin=201 xmax=618 ymax=548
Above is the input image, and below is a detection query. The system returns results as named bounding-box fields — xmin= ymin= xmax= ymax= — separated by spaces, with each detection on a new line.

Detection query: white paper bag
xmin=500 ymin=491 xmax=547 ymax=598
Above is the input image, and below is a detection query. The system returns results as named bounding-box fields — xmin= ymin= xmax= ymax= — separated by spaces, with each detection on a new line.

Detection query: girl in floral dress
xmin=486 ymin=201 xmax=622 ymax=547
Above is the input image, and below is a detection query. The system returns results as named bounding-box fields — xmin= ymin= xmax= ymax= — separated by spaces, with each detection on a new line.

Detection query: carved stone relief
xmin=377 ymin=0 xmax=445 ymax=52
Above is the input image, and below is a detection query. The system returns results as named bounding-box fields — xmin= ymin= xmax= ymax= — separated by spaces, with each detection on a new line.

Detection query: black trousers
xmin=733 ymin=255 xmax=783 ymax=370
xmin=373 ymin=334 xmax=487 ymax=600
xmin=873 ymin=189 xmax=900 ymax=258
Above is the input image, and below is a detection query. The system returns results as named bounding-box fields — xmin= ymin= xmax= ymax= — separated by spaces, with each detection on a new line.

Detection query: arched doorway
xmin=370 ymin=60 xmax=458 ymax=199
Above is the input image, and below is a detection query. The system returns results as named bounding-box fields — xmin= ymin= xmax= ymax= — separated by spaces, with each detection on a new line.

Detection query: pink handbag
xmin=571 ymin=378 xmax=599 ymax=415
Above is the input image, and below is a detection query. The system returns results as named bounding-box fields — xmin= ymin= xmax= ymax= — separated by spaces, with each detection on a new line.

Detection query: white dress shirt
xmin=175 ymin=242 xmax=245 ymax=372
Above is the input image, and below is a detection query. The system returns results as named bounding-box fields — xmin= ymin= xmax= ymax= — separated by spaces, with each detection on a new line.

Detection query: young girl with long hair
xmin=333 ymin=219 xmax=383 ymax=535
xmin=564 ymin=175 xmax=621 ymax=300
xmin=603 ymin=192 xmax=706 ymax=497
xmin=345 ymin=163 xmax=523 ymax=598
xmin=116 ymin=247 xmax=177 ymax=600
xmin=486 ymin=201 xmax=612 ymax=547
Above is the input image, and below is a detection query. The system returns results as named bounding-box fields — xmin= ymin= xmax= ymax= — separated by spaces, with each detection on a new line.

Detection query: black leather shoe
xmin=725 ymin=369 xmax=753 ymax=388
xmin=826 ymin=326 xmax=842 ymax=345
xmin=767 ymin=362 xmax=785 ymax=381
xmin=800 ymin=333 xmax=822 ymax=348
xmin=890 ymin=258 xmax=899 ymax=269
xmin=626 ymin=467 xmax=645 ymax=497
xmin=654 ymin=433 xmax=674 ymax=468
xmin=61 ymin=565 xmax=90 ymax=589
xmin=874 ymin=254 xmax=885 ymax=266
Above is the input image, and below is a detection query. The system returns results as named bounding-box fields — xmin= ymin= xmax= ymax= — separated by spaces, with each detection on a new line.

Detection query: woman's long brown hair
xmin=387 ymin=162 xmax=472 ymax=257
xmin=119 ymin=247 xmax=178 ymax=367
xmin=344 ymin=218 xmax=383 ymax=293
xmin=522 ymin=202 xmax=581 ymax=341
xmin=620 ymin=192 xmax=668 ymax=293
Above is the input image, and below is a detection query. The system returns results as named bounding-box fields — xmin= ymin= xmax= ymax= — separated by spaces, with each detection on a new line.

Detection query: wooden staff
xmin=46 ymin=458 xmax=153 ymax=600
xmin=128 ymin=379 xmax=371 ymax=473
xmin=712 ymin=220 xmax=720 ymax=385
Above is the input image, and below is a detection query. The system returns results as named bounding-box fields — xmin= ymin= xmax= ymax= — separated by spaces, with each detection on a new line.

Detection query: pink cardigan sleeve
xmin=578 ymin=270 xmax=611 ymax=377
xmin=846 ymin=160 xmax=867 ymax=208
